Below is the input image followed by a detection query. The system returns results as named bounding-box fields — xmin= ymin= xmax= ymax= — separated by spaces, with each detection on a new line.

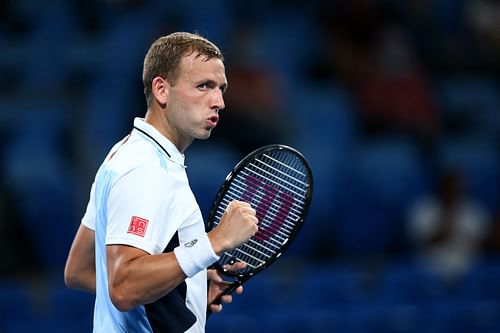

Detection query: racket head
xmin=206 ymin=144 xmax=313 ymax=279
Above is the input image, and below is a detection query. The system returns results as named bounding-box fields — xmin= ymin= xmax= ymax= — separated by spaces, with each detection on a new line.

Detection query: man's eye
xmin=198 ymin=83 xmax=209 ymax=90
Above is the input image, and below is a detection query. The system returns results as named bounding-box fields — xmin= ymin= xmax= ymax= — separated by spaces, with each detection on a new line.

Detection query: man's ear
xmin=151 ymin=77 xmax=169 ymax=106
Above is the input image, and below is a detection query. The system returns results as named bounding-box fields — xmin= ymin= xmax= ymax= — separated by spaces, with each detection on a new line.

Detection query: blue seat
xmin=437 ymin=137 xmax=500 ymax=212
xmin=217 ymin=274 xmax=281 ymax=316
xmin=346 ymin=303 xmax=425 ymax=333
xmin=298 ymin=264 xmax=365 ymax=309
xmin=331 ymin=138 xmax=430 ymax=255
xmin=81 ymin=79 xmax=132 ymax=170
xmin=424 ymin=299 xmax=500 ymax=333
xmin=185 ymin=142 xmax=240 ymax=220
xmin=263 ymin=307 xmax=344 ymax=333
xmin=206 ymin=313 xmax=261 ymax=333
xmin=2 ymin=320 xmax=68 ymax=333
xmin=248 ymin=12 xmax=321 ymax=82
xmin=13 ymin=2 xmax=78 ymax=93
xmin=455 ymin=258 xmax=500 ymax=302
xmin=456 ymin=301 xmax=500 ymax=332
xmin=178 ymin=0 xmax=234 ymax=49
xmin=287 ymin=85 xmax=357 ymax=255
xmin=333 ymin=187 xmax=395 ymax=255
xmin=352 ymin=138 xmax=430 ymax=210
xmin=436 ymin=75 xmax=500 ymax=138
xmin=48 ymin=281 xmax=94 ymax=326
xmin=0 ymin=280 xmax=37 ymax=325
xmin=376 ymin=260 xmax=446 ymax=305
xmin=4 ymin=105 xmax=78 ymax=270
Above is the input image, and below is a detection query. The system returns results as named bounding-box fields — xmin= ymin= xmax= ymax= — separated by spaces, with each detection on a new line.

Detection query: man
xmin=64 ymin=32 xmax=259 ymax=332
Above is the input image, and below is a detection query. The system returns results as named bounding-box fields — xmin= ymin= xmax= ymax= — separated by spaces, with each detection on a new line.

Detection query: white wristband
xmin=174 ymin=233 xmax=219 ymax=278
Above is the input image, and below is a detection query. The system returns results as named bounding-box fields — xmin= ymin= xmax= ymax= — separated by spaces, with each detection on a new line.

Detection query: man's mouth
xmin=207 ymin=115 xmax=219 ymax=128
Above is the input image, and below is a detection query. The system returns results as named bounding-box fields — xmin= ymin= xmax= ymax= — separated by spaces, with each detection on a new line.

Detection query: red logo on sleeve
xmin=127 ymin=216 xmax=149 ymax=237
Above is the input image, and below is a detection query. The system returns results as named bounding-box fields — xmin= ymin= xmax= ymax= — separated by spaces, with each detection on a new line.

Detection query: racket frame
xmin=206 ymin=144 xmax=313 ymax=284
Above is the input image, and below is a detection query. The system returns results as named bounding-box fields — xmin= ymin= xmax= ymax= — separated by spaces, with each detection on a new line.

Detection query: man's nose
xmin=212 ymin=90 xmax=225 ymax=111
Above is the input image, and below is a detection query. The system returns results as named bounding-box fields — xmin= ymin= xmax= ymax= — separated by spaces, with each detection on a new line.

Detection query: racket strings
xmin=252 ymin=152 xmax=309 ymax=200
xmin=246 ymin=161 xmax=307 ymax=195
xmin=259 ymin=154 xmax=308 ymax=178
xmin=220 ymin=193 xmax=296 ymax=237
xmin=217 ymin=172 xmax=304 ymax=243
xmin=239 ymin=158 xmax=309 ymax=219
xmin=224 ymin=152 xmax=308 ymax=217
xmin=228 ymin=176 xmax=303 ymax=219
xmin=215 ymin=150 xmax=311 ymax=272
xmin=216 ymin=207 xmax=289 ymax=245
xmin=237 ymin=172 xmax=305 ymax=213
xmin=236 ymin=154 xmax=309 ymax=212
xmin=215 ymin=200 xmax=287 ymax=253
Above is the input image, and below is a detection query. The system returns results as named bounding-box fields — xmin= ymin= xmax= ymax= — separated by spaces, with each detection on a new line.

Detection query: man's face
xmin=165 ymin=52 xmax=227 ymax=146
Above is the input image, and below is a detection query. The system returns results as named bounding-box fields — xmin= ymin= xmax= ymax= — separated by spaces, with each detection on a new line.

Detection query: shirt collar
xmin=133 ymin=117 xmax=186 ymax=167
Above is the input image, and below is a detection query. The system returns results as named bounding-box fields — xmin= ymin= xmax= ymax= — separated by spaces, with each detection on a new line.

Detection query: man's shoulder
xmin=107 ymin=137 xmax=169 ymax=177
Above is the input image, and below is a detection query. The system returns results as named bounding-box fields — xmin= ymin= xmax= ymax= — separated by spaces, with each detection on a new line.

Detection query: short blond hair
xmin=142 ymin=32 xmax=224 ymax=106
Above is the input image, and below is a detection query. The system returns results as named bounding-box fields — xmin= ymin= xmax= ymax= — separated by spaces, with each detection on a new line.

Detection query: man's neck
xmin=144 ymin=108 xmax=192 ymax=153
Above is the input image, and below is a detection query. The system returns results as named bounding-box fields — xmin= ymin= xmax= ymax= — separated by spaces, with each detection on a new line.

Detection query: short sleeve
xmin=105 ymin=165 xmax=180 ymax=255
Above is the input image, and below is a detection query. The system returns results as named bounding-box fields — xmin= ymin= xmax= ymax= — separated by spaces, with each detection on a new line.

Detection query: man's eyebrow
xmin=198 ymin=79 xmax=216 ymax=86
xmin=200 ymin=79 xmax=228 ymax=92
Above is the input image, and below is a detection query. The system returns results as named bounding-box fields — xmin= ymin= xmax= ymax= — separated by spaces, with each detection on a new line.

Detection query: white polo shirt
xmin=82 ymin=118 xmax=219 ymax=333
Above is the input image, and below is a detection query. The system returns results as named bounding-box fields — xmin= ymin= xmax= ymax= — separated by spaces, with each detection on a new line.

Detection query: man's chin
xmin=196 ymin=129 xmax=213 ymax=140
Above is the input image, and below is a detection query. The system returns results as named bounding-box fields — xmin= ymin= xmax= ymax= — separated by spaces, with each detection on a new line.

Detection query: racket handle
xmin=206 ymin=281 xmax=242 ymax=317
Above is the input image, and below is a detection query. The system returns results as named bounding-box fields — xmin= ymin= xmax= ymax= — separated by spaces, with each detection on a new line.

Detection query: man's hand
xmin=207 ymin=262 xmax=246 ymax=313
xmin=208 ymin=201 xmax=258 ymax=255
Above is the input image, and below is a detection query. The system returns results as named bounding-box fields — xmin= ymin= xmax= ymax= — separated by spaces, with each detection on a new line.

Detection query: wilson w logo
xmin=240 ymin=175 xmax=296 ymax=241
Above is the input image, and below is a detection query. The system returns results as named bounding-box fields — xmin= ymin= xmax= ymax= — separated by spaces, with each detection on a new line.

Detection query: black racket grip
xmin=206 ymin=280 xmax=242 ymax=317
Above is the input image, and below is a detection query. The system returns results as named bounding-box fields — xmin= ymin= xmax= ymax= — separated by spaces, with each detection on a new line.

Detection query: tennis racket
xmin=207 ymin=144 xmax=313 ymax=308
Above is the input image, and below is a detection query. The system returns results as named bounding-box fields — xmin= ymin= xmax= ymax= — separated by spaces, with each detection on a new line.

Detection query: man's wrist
xmin=174 ymin=233 xmax=220 ymax=278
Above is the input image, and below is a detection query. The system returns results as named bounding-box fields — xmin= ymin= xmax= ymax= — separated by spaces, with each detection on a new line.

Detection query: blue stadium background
xmin=0 ymin=0 xmax=499 ymax=332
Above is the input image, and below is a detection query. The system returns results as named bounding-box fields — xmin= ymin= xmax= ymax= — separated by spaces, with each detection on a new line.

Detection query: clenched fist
xmin=208 ymin=200 xmax=259 ymax=255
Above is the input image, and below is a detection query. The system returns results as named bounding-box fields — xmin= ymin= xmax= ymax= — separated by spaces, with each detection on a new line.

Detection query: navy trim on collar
xmin=133 ymin=126 xmax=172 ymax=158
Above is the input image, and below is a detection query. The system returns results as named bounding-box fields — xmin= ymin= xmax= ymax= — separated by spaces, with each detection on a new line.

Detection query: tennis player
xmin=64 ymin=32 xmax=259 ymax=332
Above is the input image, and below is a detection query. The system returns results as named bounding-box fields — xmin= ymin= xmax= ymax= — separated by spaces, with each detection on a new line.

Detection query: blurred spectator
xmin=355 ymin=25 xmax=439 ymax=145
xmin=406 ymin=169 xmax=491 ymax=287
xmin=310 ymin=1 xmax=439 ymax=149
xmin=308 ymin=0 xmax=388 ymax=85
